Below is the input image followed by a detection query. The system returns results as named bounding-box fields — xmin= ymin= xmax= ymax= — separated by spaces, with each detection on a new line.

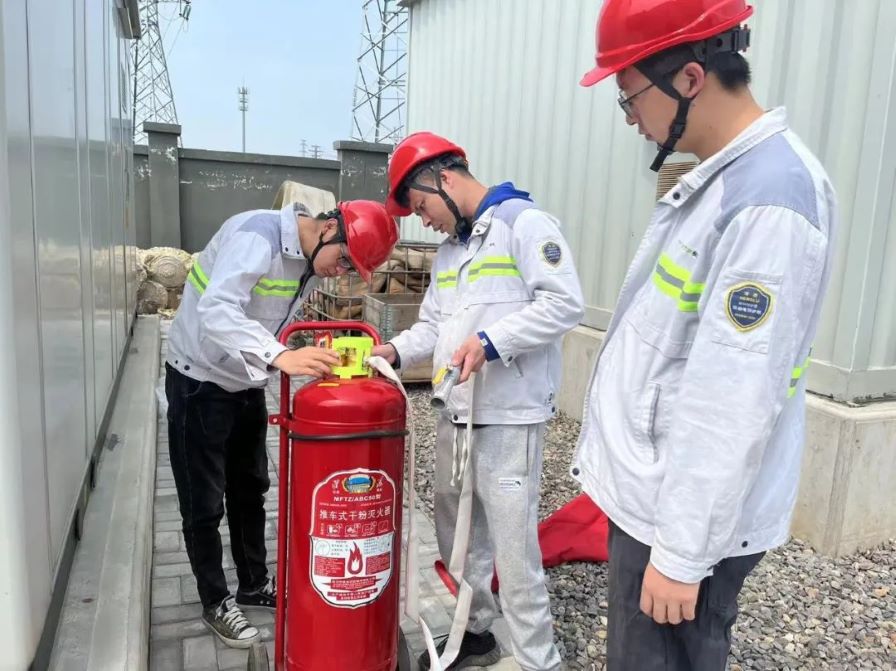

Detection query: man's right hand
xmin=272 ymin=346 xmax=341 ymax=377
xmin=370 ymin=344 xmax=397 ymax=365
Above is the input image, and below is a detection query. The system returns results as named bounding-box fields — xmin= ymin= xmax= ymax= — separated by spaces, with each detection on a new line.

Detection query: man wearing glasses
xmin=572 ymin=1 xmax=837 ymax=669
xmin=165 ymin=199 xmax=398 ymax=647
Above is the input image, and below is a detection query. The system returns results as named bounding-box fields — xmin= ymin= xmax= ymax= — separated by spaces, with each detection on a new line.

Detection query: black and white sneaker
xmin=202 ymin=597 xmax=259 ymax=649
xmin=418 ymin=630 xmax=501 ymax=670
xmin=236 ymin=577 xmax=276 ymax=612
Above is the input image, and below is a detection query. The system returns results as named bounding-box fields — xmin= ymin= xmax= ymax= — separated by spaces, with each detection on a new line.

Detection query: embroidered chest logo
xmin=540 ymin=241 xmax=563 ymax=267
xmin=726 ymin=283 xmax=773 ymax=331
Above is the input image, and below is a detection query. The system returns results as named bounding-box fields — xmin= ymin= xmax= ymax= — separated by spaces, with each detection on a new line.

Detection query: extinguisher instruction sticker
xmin=310 ymin=468 xmax=396 ymax=608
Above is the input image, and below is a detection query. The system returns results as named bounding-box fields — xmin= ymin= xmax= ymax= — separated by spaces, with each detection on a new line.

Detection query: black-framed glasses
xmin=337 ymin=244 xmax=356 ymax=271
xmin=618 ymin=82 xmax=655 ymax=116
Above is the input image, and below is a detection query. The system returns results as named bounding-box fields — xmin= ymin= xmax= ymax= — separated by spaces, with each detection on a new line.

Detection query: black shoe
xmin=202 ymin=597 xmax=260 ymax=649
xmin=236 ymin=577 xmax=276 ymax=612
xmin=418 ymin=630 xmax=501 ymax=670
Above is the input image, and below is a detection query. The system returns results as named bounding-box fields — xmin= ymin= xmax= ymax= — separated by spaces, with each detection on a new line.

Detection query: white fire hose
xmin=366 ymin=356 xmax=477 ymax=671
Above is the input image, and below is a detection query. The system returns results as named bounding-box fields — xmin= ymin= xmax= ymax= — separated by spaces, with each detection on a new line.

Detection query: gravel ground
xmin=404 ymin=386 xmax=896 ymax=671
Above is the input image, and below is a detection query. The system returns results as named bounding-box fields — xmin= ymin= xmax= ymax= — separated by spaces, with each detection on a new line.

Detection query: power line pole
xmin=133 ymin=0 xmax=190 ymax=143
xmin=238 ymin=86 xmax=249 ymax=152
xmin=300 ymin=139 xmax=307 ymax=157
xmin=351 ymin=0 xmax=408 ymax=144
xmin=310 ymin=145 xmax=322 ymax=159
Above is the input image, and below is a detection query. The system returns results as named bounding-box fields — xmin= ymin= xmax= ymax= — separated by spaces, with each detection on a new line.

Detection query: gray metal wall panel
xmin=177 ymin=156 xmax=341 ymax=252
xmin=26 ymin=0 xmax=89 ymax=565
xmin=403 ymin=0 xmax=896 ymax=400
xmin=75 ymin=0 xmax=97 ymax=453
xmin=87 ymin=0 xmax=114 ymax=425
xmin=1 ymin=0 xmax=54 ymax=657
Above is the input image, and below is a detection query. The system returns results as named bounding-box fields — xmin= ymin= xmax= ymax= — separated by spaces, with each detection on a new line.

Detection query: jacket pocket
xmin=633 ymin=382 xmax=661 ymax=464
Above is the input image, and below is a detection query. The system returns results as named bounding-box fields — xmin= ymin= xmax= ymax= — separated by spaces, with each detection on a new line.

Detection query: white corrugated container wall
xmin=0 ymin=0 xmax=136 ymax=665
xmin=401 ymin=0 xmax=896 ymax=403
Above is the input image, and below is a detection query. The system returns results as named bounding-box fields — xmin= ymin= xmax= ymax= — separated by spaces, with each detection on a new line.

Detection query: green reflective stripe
xmin=436 ymin=270 xmax=458 ymax=288
xmin=252 ymin=286 xmax=299 ymax=298
xmin=257 ymin=276 xmax=299 ymax=290
xmin=788 ymin=355 xmax=812 ymax=398
xmin=653 ymin=253 xmax=704 ymax=312
xmin=187 ymin=265 xmax=207 ymax=294
xmin=468 ymin=256 xmax=521 ymax=282
xmin=192 ymin=260 xmax=210 ymax=286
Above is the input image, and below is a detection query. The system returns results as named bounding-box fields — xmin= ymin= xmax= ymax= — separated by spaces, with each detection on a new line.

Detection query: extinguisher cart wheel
xmin=246 ymin=641 xmax=269 ymax=671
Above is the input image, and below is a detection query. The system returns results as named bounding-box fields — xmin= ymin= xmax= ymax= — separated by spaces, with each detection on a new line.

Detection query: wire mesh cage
xmin=304 ymin=241 xmax=438 ymax=322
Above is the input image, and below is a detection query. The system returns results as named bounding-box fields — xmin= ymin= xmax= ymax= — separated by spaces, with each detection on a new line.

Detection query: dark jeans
xmin=607 ymin=520 xmax=764 ymax=671
xmin=165 ymin=363 xmax=271 ymax=608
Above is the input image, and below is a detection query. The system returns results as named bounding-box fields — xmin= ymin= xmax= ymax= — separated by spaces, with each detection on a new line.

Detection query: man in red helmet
xmin=165 ymin=200 xmax=397 ymax=647
xmin=374 ymin=132 xmax=583 ymax=670
xmin=572 ymin=1 xmax=838 ymax=669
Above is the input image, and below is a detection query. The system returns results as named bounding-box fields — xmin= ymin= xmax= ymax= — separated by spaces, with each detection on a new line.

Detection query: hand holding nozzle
xmin=430 ymin=364 xmax=461 ymax=410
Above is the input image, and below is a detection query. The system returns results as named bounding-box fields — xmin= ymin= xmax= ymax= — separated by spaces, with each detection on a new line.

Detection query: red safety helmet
xmin=385 ymin=132 xmax=467 ymax=216
xmin=580 ymin=0 xmax=754 ymax=87
xmin=338 ymin=200 xmax=398 ymax=283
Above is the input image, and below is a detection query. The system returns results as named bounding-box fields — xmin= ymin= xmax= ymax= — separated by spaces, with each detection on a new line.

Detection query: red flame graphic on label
xmin=347 ymin=543 xmax=363 ymax=575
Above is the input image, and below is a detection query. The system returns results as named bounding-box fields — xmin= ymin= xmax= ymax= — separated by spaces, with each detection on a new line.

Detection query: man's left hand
xmin=451 ymin=334 xmax=487 ymax=383
xmin=640 ymin=563 xmax=700 ymax=625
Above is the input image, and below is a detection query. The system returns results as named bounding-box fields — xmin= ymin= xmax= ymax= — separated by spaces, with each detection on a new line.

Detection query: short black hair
xmin=396 ymin=153 xmax=471 ymax=209
xmin=641 ymin=43 xmax=752 ymax=92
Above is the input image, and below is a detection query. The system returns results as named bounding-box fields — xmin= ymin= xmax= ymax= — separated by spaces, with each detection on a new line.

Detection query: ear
xmin=438 ymin=168 xmax=455 ymax=189
xmin=679 ymin=62 xmax=706 ymax=98
xmin=323 ymin=218 xmax=340 ymax=234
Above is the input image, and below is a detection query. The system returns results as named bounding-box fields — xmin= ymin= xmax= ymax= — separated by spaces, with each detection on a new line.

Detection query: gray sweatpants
xmin=434 ymin=417 xmax=562 ymax=671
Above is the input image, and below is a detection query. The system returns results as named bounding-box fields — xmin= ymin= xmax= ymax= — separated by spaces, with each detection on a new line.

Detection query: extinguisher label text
xmin=309 ymin=468 xmax=397 ymax=609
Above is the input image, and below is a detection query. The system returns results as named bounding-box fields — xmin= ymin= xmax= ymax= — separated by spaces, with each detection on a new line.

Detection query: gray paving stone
xmin=155 ymin=519 xmax=184 ymax=532
xmin=152 ymin=603 xmax=203 ymax=625
xmin=152 ymin=577 xmax=182 ymax=608
xmin=153 ymin=562 xmax=194 ymax=579
xmin=150 ymin=638 xmax=182 ymax=671
xmin=183 ymin=635 xmax=218 ymax=671
xmin=156 ymin=550 xmax=191 ymax=566
xmin=152 ymin=619 xmax=209 ymax=641
xmin=155 ymin=531 xmax=182 ymax=552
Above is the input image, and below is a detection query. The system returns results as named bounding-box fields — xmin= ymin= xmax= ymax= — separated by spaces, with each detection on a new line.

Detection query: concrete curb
xmin=49 ymin=315 xmax=160 ymax=670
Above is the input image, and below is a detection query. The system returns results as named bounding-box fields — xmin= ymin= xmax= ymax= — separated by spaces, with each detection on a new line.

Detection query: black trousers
xmin=165 ymin=363 xmax=271 ymax=608
xmin=607 ymin=520 xmax=764 ymax=671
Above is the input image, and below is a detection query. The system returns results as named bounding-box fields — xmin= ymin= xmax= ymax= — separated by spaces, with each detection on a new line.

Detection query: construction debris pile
xmin=136 ymin=247 xmax=196 ymax=318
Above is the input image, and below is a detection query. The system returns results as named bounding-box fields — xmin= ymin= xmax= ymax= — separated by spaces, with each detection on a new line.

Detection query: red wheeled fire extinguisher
xmin=248 ymin=321 xmax=412 ymax=671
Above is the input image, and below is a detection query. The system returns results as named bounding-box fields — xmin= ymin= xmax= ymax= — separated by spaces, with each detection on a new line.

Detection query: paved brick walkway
xmin=150 ymin=323 xmax=519 ymax=670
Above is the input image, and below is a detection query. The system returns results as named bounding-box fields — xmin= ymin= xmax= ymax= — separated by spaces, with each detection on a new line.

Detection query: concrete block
xmin=558 ymin=326 xmax=604 ymax=421
xmin=153 ymin=562 xmax=194 ymax=579
xmin=792 ymin=395 xmax=896 ymax=555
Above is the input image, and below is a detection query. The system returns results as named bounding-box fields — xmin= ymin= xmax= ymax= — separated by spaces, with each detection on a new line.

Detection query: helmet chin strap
xmin=407 ymin=167 xmax=472 ymax=237
xmin=638 ymin=25 xmax=751 ymax=172
xmin=300 ymin=222 xmax=343 ymax=288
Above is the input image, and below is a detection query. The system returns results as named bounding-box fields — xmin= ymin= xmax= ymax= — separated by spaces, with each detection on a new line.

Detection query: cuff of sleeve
xmin=247 ymin=341 xmax=288 ymax=377
xmin=649 ymin=543 xmax=713 ymax=584
xmin=386 ymin=342 xmax=402 ymax=369
xmin=477 ymin=331 xmax=500 ymax=362
xmin=483 ymin=323 xmax=516 ymax=366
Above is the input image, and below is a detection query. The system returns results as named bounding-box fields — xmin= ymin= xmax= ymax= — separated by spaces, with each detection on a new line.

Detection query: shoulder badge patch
xmin=541 ymin=241 xmax=563 ymax=267
xmin=726 ymin=283 xmax=773 ymax=331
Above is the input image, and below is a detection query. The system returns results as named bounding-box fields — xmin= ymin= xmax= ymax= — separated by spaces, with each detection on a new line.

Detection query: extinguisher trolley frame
xmin=270 ymin=321 xmax=382 ymax=671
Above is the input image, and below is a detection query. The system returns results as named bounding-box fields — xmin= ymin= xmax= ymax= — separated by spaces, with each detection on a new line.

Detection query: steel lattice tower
xmin=132 ymin=1 xmax=190 ymax=144
xmin=351 ymin=0 xmax=409 ymax=144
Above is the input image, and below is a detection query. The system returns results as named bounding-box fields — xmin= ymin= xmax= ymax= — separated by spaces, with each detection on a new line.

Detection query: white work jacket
xmin=166 ymin=203 xmax=318 ymax=392
xmin=572 ymin=108 xmax=838 ymax=582
xmin=391 ymin=199 xmax=585 ymax=425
